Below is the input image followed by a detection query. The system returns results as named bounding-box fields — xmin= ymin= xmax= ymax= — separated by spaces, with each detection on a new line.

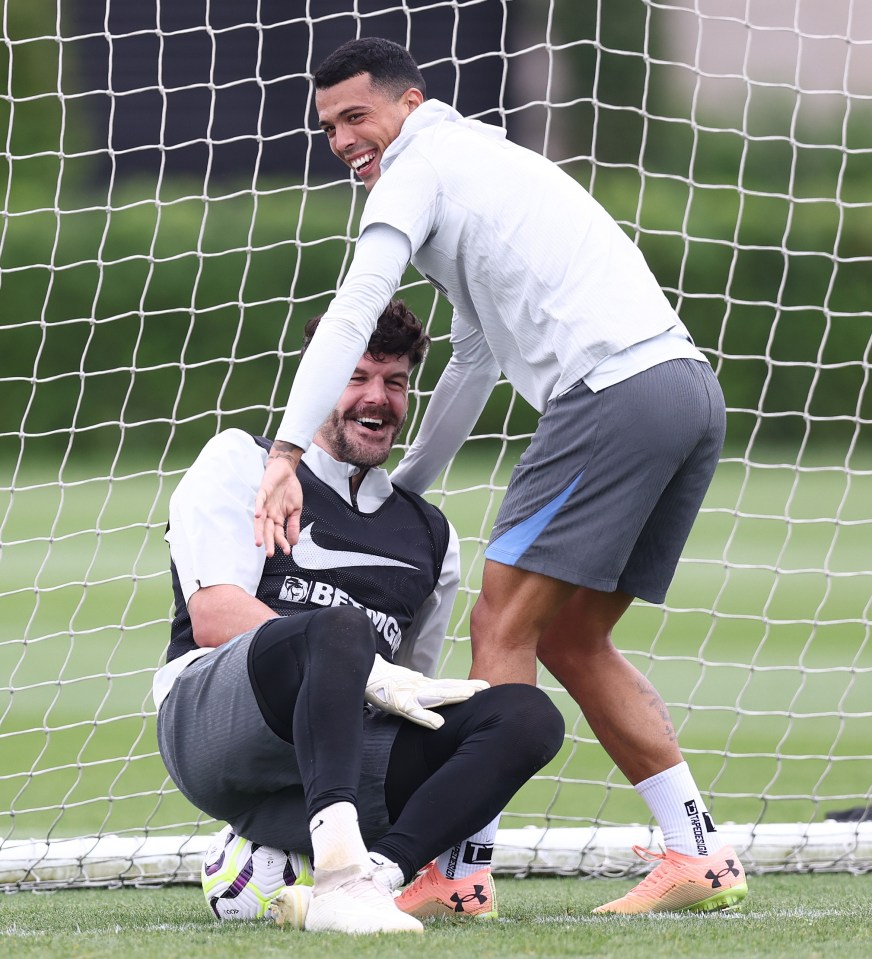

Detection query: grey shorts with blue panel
xmin=485 ymin=358 xmax=726 ymax=604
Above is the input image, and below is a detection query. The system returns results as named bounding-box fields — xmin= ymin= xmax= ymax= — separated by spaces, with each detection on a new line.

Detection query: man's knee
xmin=306 ymin=605 xmax=380 ymax=670
xmin=253 ymin=607 xmax=378 ymax=674
xmin=509 ymin=684 xmax=565 ymax=765
xmin=480 ymin=684 xmax=565 ymax=768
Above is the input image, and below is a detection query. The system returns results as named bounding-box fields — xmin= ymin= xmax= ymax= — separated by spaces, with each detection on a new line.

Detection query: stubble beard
xmin=320 ymin=408 xmax=405 ymax=471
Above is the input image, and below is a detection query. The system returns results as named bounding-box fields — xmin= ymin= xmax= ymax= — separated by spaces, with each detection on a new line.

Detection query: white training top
xmin=152 ymin=429 xmax=460 ymax=708
xmin=275 ymin=98 xmax=705 ymax=493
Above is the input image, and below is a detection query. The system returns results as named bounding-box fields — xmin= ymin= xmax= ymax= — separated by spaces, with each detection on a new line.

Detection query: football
xmin=201 ymin=824 xmax=313 ymax=920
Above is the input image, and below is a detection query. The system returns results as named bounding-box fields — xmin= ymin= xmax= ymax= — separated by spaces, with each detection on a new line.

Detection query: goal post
xmin=2 ymin=0 xmax=872 ymax=889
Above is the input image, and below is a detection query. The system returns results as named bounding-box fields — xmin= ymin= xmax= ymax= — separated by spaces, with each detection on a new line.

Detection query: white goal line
xmin=2 ymin=822 xmax=871 ymax=890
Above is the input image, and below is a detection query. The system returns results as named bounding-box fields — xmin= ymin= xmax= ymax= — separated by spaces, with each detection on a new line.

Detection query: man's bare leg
xmin=535 ymin=586 xmax=681 ymax=785
xmin=469 ymin=561 xmax=745 ymax=914
xmin=469 ymin=560 xmax=575 ymax=686
xmin=470 ymin=561 xmax=680 ymax=784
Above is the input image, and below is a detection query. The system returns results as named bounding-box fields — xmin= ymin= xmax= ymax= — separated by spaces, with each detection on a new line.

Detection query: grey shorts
xmin=485 ymin=358 xmax=726 ymax=603
xmin=156 ymin=628 xmax=402 ymax=855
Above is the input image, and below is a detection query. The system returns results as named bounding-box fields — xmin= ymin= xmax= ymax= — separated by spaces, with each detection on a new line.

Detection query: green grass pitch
xmin=3 ymin=874 xmax=872 ymax=959
xmin=1 ymin=445 xmax=871 ymax=838
xmin=2 ymin=443 xmax=871 ymax=952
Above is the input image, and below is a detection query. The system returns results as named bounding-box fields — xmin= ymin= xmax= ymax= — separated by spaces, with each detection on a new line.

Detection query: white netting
xmin=2 ymin=0 xmax=871 ymax=888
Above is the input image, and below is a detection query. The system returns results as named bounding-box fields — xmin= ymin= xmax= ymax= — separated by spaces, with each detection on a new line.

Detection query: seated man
xmin=153 ymin=300 xmax=565 ymax=935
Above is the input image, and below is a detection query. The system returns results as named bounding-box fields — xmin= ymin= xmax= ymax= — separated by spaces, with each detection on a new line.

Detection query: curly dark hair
xmin=302 ymin=299 xmax=430 ymax=366
xmin=313 ymin=37 xmax=426 ymax=100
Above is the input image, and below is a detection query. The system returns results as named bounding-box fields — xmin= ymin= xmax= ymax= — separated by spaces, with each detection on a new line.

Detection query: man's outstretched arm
xmin=391 ymin=316 xmax=500 ymax=495
xmin=255 ymin=224 xmax=412 ymax=551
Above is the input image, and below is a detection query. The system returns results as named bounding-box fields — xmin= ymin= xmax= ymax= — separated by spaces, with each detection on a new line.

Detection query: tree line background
xmin=2 ymin=0 xmax=870 ymax=469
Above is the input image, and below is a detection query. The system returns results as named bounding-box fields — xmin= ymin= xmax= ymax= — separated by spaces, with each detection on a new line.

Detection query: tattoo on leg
xmin=637 ymin=677 xmax=677 ymax=743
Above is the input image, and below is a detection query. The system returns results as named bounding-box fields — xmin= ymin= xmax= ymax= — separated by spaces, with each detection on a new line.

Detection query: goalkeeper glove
xmin=364 ymin=654 xmax=489 ymax=730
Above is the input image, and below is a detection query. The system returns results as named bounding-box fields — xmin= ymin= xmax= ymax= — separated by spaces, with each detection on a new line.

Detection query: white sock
xmin=367 ymin=851 xmax=405 ymax=891
xmin=309 ymin=802 xmax=371 ymax=874
xmin=435 ymin=816 xmax=499 ymax=880
xmin=635 ymin=761 xmax=726 ymax=857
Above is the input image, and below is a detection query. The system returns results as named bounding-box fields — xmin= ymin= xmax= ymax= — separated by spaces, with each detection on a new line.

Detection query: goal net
xmin=2 ymin=0 xmax=871 ymax=889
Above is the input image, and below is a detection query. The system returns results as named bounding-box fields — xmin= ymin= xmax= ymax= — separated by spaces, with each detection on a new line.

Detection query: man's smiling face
xmin=316 ymin=73 xmax=423 ymax=191
xmin=314 ymin=351 xmax=411 ymax=469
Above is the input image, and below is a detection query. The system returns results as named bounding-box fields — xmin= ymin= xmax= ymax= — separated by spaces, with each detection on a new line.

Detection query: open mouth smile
xmin=350 ymin=151 xmax=377 ymax=177
xmin=355 ymin=416 xmax=384 ymax=432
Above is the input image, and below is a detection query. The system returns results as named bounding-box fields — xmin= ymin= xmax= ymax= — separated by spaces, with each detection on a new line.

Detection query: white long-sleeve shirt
xmin=275 ymin=99 xmax=706 ymax=493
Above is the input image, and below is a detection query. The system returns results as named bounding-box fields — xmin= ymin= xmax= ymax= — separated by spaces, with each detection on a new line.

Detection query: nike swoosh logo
xmin=292 ymin=523 xmax=418 ymax=571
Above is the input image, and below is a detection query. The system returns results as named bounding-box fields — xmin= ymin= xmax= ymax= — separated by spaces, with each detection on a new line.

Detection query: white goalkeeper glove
xmin=364 ymin=654 xmax=489 ymax=730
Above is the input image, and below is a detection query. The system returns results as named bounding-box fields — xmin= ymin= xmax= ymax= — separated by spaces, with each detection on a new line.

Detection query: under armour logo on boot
xmin=705 ymin=861 xmax=740 ymax=888
xmin=449 ymin=885 xmax=488 ymax=912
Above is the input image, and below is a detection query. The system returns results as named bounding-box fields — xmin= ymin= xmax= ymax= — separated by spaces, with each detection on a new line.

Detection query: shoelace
xmin=631 ymin=844 xmax=668 ymax=864
xmin=621 ymin=847 xmax=676 ymax=896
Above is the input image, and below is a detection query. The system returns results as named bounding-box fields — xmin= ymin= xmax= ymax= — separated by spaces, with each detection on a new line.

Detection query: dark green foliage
xmin=3 ymin=0 xmax=870 ymax=458
xmin=1 ymin=179 xmax=355 ymax=458
xmin=4 ymin=154 xmax=869 ymax=457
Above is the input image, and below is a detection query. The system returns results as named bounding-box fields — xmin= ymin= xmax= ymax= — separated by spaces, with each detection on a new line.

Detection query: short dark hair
xmin=314 ymin=37 xmax=426 ymax=100
xmin=302 ymin=299 xmax=430 ymax=367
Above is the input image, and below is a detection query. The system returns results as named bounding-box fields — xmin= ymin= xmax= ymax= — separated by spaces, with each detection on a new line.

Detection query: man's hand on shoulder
xmin=254 ymin=442 xmax=304 ymax=556
xmin=364 ymin=654 xmax=490 ymax=730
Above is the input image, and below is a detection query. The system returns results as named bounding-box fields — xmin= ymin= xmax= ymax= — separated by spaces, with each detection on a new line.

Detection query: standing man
xmin=254 ymin=38 xmax=746 ymax=913
xmin=156 ymin=301 xmax=565 ymax=934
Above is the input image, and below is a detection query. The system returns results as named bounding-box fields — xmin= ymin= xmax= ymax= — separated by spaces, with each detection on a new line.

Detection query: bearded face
xmin=314 ymin=353 xmax=411 ymax=470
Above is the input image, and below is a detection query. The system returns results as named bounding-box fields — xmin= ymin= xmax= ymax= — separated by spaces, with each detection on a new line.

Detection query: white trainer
xmin=304 ymin=866 xmax=424 ymax=935
xmin=269 ymin=884 xmax=313 ymax=928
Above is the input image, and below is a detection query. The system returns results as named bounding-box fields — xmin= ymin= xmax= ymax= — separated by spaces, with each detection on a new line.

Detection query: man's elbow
xmin=187 ymin=584 xmax=277 ymax=648
xmin=191 ymin=614 xmax=230 ymax=650
xmin=187 ymin=589 xmax=233 ymax=648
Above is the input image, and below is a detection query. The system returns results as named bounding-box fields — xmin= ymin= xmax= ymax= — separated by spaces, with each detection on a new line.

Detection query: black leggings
xmin=248 ymin=609 xmax=564 ymax=882
xmin=248 ymin=607 xmax=377 ymax=815
xmin=374 ymin=682 xmax=564 ymax=882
